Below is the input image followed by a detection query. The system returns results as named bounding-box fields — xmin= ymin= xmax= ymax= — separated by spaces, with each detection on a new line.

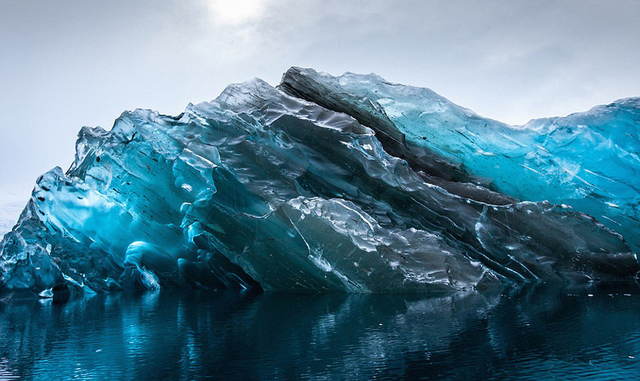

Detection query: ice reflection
xmin=1 ymin=286 xmax=639 ymax=380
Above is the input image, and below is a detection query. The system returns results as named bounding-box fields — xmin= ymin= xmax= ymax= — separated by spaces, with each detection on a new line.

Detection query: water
xmin=1 ymin=286 xmax=639 ymax=380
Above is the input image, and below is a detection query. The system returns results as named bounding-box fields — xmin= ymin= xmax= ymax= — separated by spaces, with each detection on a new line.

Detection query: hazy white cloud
xmin=203 ymin=0 xmax=269 ymax=25
xmin=1 ymin=0 xmax=639 ymax=198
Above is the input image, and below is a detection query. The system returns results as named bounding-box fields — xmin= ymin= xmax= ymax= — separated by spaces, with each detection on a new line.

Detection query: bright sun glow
xmin=205 ymin=0 xmax=265 ymax=25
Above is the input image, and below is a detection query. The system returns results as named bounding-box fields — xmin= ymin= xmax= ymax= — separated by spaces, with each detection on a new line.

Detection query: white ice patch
xmin=139 ymin=267 xmax=161 ymax=290
xmin=38 ymin=288 xmax=53 ymax=299
xmin=308 ymin=252 xmax=333 ymax=272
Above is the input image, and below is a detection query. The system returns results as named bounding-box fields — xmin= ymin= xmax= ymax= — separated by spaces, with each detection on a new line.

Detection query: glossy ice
xmin=0 ymin=68 xmax=638 ymax=294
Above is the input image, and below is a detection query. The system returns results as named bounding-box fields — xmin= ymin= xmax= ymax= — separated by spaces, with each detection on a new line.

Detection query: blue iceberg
xmin=1 ymin=68 xmax=638 ymax=294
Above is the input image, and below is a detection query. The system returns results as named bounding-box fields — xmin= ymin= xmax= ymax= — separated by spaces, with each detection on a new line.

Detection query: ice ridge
xmin=0 ymin=68 xmax=638 ymax=295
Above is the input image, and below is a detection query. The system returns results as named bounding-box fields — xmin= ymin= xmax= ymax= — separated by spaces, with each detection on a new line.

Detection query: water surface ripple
xmin=1 ymin=286 xmax=639 ymax=380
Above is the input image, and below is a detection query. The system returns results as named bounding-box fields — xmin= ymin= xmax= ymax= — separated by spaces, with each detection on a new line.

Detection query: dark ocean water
xmin=1 ymin=285 xmax=639 ymax=380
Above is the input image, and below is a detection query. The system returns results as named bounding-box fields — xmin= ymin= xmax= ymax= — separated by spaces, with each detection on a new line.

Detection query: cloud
xmin=203 ymin=0 xmax=268 ymax=25
xmin=1 ymin=0 xmax=639 ymax=194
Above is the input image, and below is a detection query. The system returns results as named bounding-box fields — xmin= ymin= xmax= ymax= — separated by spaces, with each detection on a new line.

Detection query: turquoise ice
xmin=283 ymin=68 xmax=640 ymax=253
xmin=1 ymin=68 xmax=638 ymax=294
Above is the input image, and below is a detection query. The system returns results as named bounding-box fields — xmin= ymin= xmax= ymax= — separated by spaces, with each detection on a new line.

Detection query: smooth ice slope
xmin=0 ymin=68 xmax=638 ymax=295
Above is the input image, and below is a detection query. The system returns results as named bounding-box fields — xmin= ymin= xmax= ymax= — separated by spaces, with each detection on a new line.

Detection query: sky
xmin=1 ymin=0 xmax=639 ymax=200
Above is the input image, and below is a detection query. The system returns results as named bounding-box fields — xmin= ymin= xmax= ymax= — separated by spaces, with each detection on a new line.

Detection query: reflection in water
xmin=1 ymin=286 xmax=640 ymax=380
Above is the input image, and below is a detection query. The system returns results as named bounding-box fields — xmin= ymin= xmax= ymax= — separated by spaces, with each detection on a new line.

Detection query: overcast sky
xmin=1 ymin=0 xmax=639 ymax=198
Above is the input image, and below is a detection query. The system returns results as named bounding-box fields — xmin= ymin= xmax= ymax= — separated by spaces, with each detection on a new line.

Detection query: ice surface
xmin=281 ymin=68 xmax=640 ymax=253
xmin=1 ymin=68 xmax=638 ymax=294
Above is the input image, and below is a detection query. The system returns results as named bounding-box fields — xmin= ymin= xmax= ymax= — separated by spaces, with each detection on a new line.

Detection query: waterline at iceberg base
xmin=2 ymin=287 xmax=639 ymax=380
xmin=1 ymin=67 xmax=639 ymax=295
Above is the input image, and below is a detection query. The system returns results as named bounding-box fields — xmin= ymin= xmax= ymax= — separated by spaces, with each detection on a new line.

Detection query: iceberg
xmin=1 ymin=67 xmax=638 ymax=294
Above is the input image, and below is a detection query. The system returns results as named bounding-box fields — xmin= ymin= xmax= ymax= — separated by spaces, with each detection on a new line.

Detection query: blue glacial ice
xmin=282 ymin=68 xmax=640 ymax=254
xmin=0 ymin=67 xmax=638 ymax=294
